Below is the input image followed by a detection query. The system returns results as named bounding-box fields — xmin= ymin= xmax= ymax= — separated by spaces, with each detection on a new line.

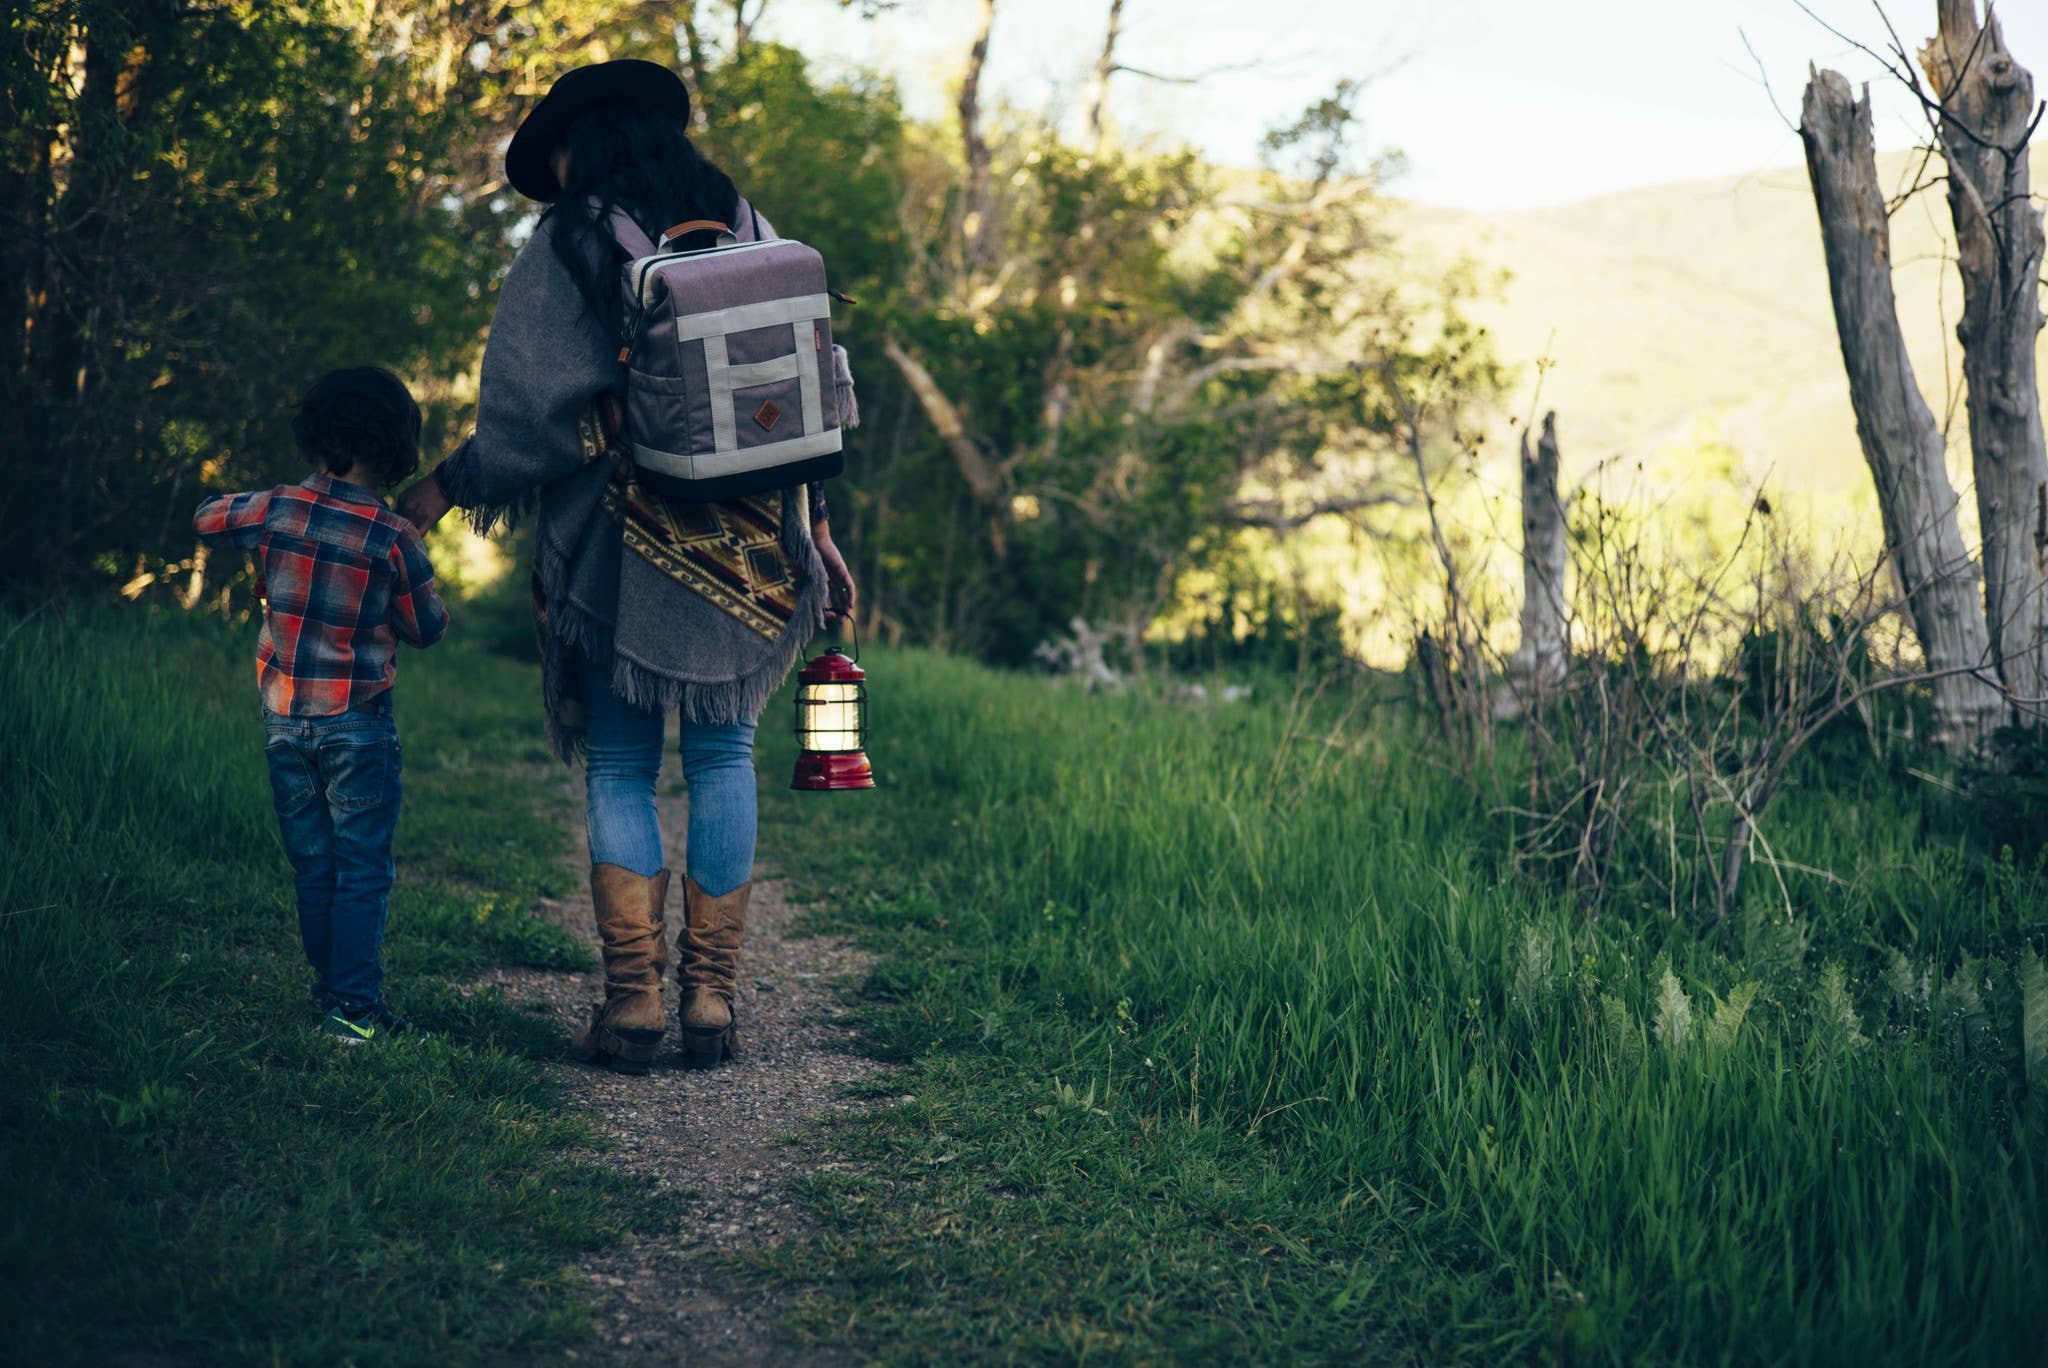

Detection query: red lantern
xmin=790 ymin=646 xmax=875 ymax=790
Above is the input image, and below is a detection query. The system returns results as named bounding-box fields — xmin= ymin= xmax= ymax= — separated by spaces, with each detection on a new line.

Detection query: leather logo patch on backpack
xmin=754 ymin=400 xmax=782 ymax=432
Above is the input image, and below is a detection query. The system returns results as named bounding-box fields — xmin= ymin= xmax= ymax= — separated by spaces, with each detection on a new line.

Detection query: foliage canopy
xmin=3 ymin=0 xmax=1499 ymax=661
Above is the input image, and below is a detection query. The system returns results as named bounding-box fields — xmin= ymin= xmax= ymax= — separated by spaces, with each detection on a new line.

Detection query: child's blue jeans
xmin=578 ymin=653 xmax=757 ymax=896
xmin=263 ymin=696 xmax=402 ymax=1012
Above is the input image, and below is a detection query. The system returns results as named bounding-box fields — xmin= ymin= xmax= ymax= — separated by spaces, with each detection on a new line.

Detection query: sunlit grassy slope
xmin=1393 ymin=146 xmax=2048 ymax=498
xmin=1225 ymin=151 xmax=2048 ymax=666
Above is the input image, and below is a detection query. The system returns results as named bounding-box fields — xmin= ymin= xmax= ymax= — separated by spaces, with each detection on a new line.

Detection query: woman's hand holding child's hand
xmin=396 ymin=469 xmax=454 ymax=533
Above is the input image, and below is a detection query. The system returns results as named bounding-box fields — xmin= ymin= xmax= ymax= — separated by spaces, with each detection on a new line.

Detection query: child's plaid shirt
xmin=195 ymin=472 xmax=450 ymax=716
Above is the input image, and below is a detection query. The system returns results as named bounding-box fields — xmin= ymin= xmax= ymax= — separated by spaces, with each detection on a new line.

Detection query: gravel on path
xmin=479 ymin=768 xmax=887 ymax=1364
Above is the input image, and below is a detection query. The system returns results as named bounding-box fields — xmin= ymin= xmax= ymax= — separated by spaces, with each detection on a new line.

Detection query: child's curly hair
xmin=293 ymin=367 xmax=422 ymax=488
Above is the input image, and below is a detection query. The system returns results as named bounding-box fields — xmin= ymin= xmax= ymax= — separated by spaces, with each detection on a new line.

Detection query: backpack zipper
xmin=629 ymin=238 xmax=790 ymax=307
xmin=621 ymin=243 xmax=780 ymax=362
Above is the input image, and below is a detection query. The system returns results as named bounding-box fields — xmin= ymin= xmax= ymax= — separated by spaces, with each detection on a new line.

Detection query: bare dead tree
xmin=1514 ymin=410 xmax=1569 ymax=693
xmin=871 ymin=0 xmax=1013 ymax=559
xmin=1076 ymin=0 xmax=1278 ymax=122
xmin=1916 ymin=0 xmax=2048 ymax=721
xmin=1799 ymin=66 xmax=2007 ymax=750
xmin=1038 ymin=0 xmax=1165 ymax=467
xmin=1031 ymin=0 xmax=1124 ymax=469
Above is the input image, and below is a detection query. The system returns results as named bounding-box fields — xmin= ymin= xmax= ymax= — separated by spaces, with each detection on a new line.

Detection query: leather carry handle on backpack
xmin=657 ymin=219 xmax=736 ymax=249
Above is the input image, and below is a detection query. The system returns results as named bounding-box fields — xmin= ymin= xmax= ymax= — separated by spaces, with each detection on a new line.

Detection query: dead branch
xmin=1222 ymin=488 xmax=1408 ymax=531
xmin=880 ymin=332 xmax=1012 ymax=553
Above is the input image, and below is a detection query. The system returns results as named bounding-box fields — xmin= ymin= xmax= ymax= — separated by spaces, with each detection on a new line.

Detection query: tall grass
xmin=0 ymin=606 xmax=628 ymax=1362
xmin=7 ymin=608 xmax=2039 ymax=1361
xmin=764 ymin=649 xmax=2048 ymax=1363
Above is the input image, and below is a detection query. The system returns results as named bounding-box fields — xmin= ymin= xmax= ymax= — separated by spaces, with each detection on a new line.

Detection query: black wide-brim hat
xmin=505 ymin=59 xmax=692 ymax=202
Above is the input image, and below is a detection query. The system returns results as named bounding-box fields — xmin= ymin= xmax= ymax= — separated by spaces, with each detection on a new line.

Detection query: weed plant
xmin=761 ymin=648 xmax=2048 ymax=1364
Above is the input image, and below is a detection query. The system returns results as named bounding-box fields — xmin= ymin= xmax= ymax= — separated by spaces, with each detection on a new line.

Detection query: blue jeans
xmin=263 ymin=697 xmax=402 ymax=1012
xmin=579 ymin=654 xmax=757 ymax=895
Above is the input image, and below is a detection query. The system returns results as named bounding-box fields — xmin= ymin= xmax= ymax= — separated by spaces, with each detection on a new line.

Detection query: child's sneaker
xmin=319 ymin=1002 xmax=427 ymax=1044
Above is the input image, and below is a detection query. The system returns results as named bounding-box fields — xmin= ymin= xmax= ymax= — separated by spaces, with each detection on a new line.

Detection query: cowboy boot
xmin=676 ymin=877 xmax=750 ymax=1069
xmin=570 ymin=865 xmax=670 ymax=1074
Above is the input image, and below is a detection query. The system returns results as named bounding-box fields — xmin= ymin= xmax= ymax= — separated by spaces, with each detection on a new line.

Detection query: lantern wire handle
xmin=846 ymin=616 xmax=860 ymax=663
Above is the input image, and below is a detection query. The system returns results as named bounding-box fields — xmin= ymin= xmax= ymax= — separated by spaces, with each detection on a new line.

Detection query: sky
xmin=756 ymin=0 xmax=2048 ymax=210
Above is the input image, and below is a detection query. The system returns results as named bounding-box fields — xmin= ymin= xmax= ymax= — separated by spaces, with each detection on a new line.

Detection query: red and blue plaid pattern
xmin=195 ymin=472 xmax=449 ymax=716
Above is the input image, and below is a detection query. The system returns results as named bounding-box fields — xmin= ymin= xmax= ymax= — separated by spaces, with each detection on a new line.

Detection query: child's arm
xmin=192 ymin=489 xmax=273 ymax=548
xmin=387 ymin=526 xmax=450 ymax=648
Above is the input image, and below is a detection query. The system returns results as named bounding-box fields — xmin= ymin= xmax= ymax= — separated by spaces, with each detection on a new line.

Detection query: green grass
xmin=0 ymin=605 xmax=629 ymax=1363
xmin=7 ymin=609 xmax=2043 ymax=1363
xmin=757 ymin=648 xmax=2048 ymax=1364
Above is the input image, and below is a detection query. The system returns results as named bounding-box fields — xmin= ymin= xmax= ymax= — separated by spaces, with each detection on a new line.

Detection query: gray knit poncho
xmin=434 ymin=200 xmax=837 ymax=758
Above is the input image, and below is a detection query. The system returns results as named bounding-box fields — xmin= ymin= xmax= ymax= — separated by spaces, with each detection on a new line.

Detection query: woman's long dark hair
xmin=540 ymin=101 xmax=741 ymax=337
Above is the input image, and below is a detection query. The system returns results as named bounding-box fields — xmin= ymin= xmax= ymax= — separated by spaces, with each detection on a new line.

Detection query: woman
xmin=400 ymin=60 xmax=858 ymax=1073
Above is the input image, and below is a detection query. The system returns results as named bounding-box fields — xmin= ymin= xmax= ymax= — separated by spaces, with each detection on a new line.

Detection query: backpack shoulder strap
xmin=735 ymin=197 xmax=773 ymax=242
xmin=603 ymin=205 xmax=659 ymax=259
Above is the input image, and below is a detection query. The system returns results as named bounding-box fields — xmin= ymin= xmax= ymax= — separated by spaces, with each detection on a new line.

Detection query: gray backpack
xmin=609 ymin=200 xmax=849 ymax=502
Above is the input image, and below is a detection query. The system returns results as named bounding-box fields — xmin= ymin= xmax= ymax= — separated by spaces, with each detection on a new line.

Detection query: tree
xmin=0 ymin=0 xmax=630 ymax=593
xmin=1 ymin=1 xmax=885 ymax=596
xmin=1916 ymin=0 xmax=2048 ymax=722
xmin=1514 ymin=411 xmax=1568 ymax=693
xmin=855 ymin=2 xmax=1503 ymax=659
xmin=1799 ymin=66 xmax=2007 ymax=750
xmin=3 ymin=0 xmax=1499 ymax=679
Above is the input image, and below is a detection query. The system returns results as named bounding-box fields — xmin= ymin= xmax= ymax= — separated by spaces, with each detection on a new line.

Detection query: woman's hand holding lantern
xmin=812 ymin=520 xmax=858 ymax=626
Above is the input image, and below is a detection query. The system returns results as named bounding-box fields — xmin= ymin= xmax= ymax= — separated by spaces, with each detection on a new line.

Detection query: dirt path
xmin=481 ymin=768 xmax=886 ymax=1364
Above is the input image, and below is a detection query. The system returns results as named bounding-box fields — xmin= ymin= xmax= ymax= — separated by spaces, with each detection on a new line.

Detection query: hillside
xmin=1393 ymin=147 xmax=2048 ymax=504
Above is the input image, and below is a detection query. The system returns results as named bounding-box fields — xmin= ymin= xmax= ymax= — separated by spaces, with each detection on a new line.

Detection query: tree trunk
xmin=880 ymin=332 xmax=1011 ymax=556
xmin=957 ymin=0 xmax=997 ymax=272
xmin=37 ymin=29 xmax=122 ymax=567
xmin=1919 ymin=2 xmax=2048 ymax=722
xmin=1036 ymin=0 xmax=1124 ymax=465
xmin=1800 ymin=68 xmax=2007 ymax=750
xmin=0 ymin=124 xmax=39 ymax=391
xmin=680 ymin=4 xmax=709 ymax=131
xmin=733 ymin=0 xmax=763 ymax=56
xmin=1084 ymin=0 xmax=1124 ymax=155
xmin=1516 ymin=410 xmax=1568 ymax=690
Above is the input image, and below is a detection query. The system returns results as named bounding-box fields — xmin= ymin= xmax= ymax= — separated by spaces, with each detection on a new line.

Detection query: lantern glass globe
xmin=800 ymin=681 xmax=864 ymax=752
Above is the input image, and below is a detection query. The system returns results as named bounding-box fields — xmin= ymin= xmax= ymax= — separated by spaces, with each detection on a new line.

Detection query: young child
xmin=195 ymin=367 xmax=450 ymax=1042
